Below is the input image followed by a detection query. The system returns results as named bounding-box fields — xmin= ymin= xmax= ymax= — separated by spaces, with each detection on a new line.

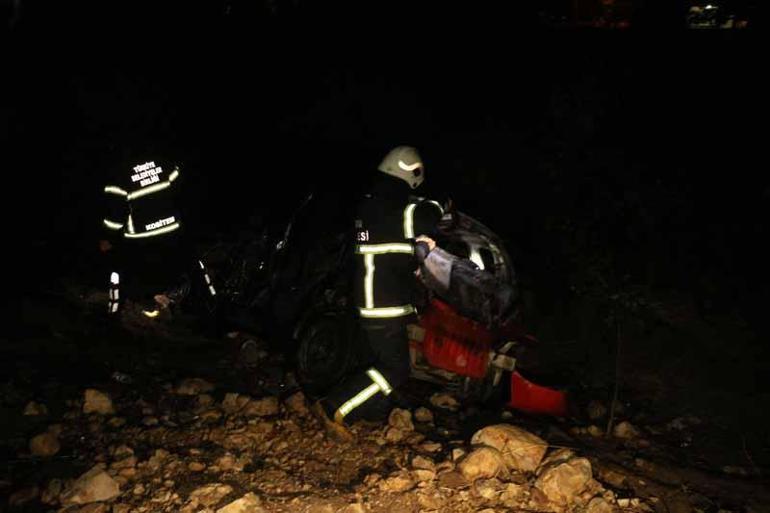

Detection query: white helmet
xmin=377 ymin=146 xmax=425 ymax=189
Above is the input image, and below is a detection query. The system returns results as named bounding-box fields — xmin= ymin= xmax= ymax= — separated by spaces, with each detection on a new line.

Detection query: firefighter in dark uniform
xmin=313 ymin=146 xmax=444 ymax=441
xmin=100 ymin=151 xmax=216 ymax=319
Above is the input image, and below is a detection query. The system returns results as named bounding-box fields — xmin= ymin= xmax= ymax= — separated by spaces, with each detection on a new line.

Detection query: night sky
xmin=3 ymin=3 xmax=767 ymax=351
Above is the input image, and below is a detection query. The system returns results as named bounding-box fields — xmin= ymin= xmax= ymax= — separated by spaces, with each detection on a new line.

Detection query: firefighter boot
xmin=312 ymin=400 xmax=354 ymax=443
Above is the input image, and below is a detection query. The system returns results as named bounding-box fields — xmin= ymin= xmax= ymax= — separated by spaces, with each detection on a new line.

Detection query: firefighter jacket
xmin=353 ymin=174 xmax=444 ymax=319
xmin=102 ymin=158 xmax=182 ymax=242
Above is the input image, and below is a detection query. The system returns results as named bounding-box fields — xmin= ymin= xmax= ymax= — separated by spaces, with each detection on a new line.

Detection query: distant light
xmin=705 ymin=4 xmax=716 ymax=9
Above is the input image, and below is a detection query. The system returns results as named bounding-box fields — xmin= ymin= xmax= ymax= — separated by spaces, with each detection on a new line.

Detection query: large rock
xmin=242 ymin=397 xmax=279 ymax=417
xmin=30 ymin=432 xmax=60 ymax=457
xmin=61 ymin=465 xmax=121 ymax=505
xmin=458 ymin=447 xmax=507 ymax=481
xmin=189 ymin=483 xmax=234 ymax=507
xmin=534 ymin=457 xmax=593 ymax=505
xmin=471 ymin=424 xmax=548 ymax=472
xmin=388 ymin=408 xmax=414 ymax=432
xmin=216 ymin=492 xmax=265 ymax=513
xmin=175 ymin=378 xmax=215 ymax=396
xmin=83 ymin=389 xmax=114 ymax=415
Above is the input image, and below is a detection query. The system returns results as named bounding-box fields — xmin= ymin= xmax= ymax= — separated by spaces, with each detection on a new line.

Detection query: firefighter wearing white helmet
xmin=312 ymin=146 xmax=445 ymax=441
xmin=377 ymin=145 xmax=425 ymax=189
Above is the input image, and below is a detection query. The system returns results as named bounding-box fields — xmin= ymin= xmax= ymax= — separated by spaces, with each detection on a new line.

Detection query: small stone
xmin=112 ymin=505 xmax=131 ymax=513
xmin=108 ymin=417 xmax=126 ymax=428
xmin=385 ymin=427 xmax=406 ymax=443
xmin=30 ymin=432 xmax=60 ymax=457
xmin=418 ymin=492 xmax=445 ymax=510
xmin=452 ymin=448 xmax=467 ymax=461
xmin=363 ymin=473 xmax=381 ymax=487
xmin=412 ymin=455 xmax=436 ymax=471
xmin=133 ymin=483 xmax=146 ymax=496
xmin=110 ymin=456 xmax=137 ymax=471
xmin=222 ymin=393 xmax=251 ymax=414
xmin=215 ymin=453 xmax=240 ymax=472
xmin=388 ymin=408 xmax=414 ymax=432
xmin=418 ymin=441 xmax=442 ymax=453
xmin=588 ymin=425 xmax=604 ymax=437
xmin=477 ymin=478 xmax=503 ymax=499
xmin=189 ymin=462 xmax=206 ymax=472
xmin=501 ymin=410 xmax=514 ymax=420
xmin=430 ymin=393 xmax=460 ymax=410
xmin=23 ymin=401 xmax=48 ymax=416
xmin=83 ymin=389 xmax=114 ymax=415
xmin=189 ymin=483 xmax=234 ymax=507
xmin=618 ymin=499 xmax=630 ymax=508
xmin=437 ymin=471 xmax=469 ymax=489
xmin=112 ymin=445 xmax=134 ymax=460
xmin=285 ymin=392 xmax=309 ymax=416
xmin=471 ymin=424 xmax=548 ymax=472
xmin=216 ymin=492 xmax=264 ymax=513
xmin=534 ymin=457 xmax=593 ymax=506
xmin=175 ymin=378 xmax=215 ymax=395
xmin=414 ymin=407 xmax=434 ymax=423
xmin=200 ymin=409 xmax=223 ymax=423
xmin=142 ymin=416 xmax=159 ymax=426
xmin=118 ymin=468 xmax=137 ymax=479
xmin=61 ymin=465 xmax=121 ymax=505
xmin=198 ymin=394 xmax=215 ymax=408
xmin=378 ymin=472 xmax=415 ymax=493
xmin=458 ymin=447 xmax=507 ymax=481
xmin=587 ymin=400 xmax=608 ymax=421
xmin=242 ymin=397 xmax=279 ymax=417
xmin=587 ymin=497 xmax=615 ymax=513
xmin=412 ymin=469 xmax=437 ymax=482
xmin=613 ymin=421 xmax=641 ymax=440
xmin=9 ymin=486 xmax=40 ymax=507
xmin=500 ymin=482 xmax=525 ymax=504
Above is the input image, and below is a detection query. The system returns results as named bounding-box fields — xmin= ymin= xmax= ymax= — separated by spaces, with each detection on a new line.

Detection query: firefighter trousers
xmin=324 ymin=316 xmax=412 ymax=424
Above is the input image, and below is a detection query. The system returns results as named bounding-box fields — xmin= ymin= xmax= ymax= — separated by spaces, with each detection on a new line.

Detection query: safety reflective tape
xmin=469 ymin=247 xmax=485 ymax=270
xmin=127 ymin=214 xmax=135 ymax=234
xmin=427 ymin=200 xmax=445 ymax=215
xmin=109 ymin=289 xmax=120 ymax=301
xmin=403 ymin=203 xmax=417 ymax=239
xmin=366 ymin=368 xmax=393 ymax=395
xmin=208 ymin=285 xmax=217 ymax=296
xmin=204 ymin=274 xmax=211 ymax=284
xmin=356 ymin=243 xmax=414 ymax=255
xmin=110 ymin=272 xmax=120 ymax=285
xmin=142 ymin=310 xmax=159 ymax=318
xmin=110 ymin=302 xmax=119 ymax=313
xmin=398 ymin=160 xmax=423 ymax=171
xmin=335 ymin=383 xmax=380 ymax=422
xmin=168 ymin=168 xmax=180 ymax=182
xmin=103 ymin=219 xmax=124 ymax=230
xmin=358 ymin=305 xmax=415 ymax=318
xmin=127 ymin=180 xmax=171 ymax=201
xmin=124 ymin=222 xmax=180 ymax=239
xmin=104 ymin=185 xmax=128 ymax=196
xmin=364 ymin=254 xmax=375 ymax=309
xmin=198 ymin=260 xmax=205 ymax=269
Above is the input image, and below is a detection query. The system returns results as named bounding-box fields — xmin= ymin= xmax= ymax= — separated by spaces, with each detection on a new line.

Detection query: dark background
xmin=2 ymin=0 xmax=768 ymax=454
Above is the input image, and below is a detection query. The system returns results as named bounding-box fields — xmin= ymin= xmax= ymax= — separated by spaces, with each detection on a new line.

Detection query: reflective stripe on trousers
xmin=108 ymin=272 xmax=120 ymax=314
xmin=333 ymin=368 xmax=393 ymax=424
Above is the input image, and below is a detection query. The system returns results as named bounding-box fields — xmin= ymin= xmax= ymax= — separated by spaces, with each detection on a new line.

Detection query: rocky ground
xmin=3 ymin=294 xmax=769 ymax=513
